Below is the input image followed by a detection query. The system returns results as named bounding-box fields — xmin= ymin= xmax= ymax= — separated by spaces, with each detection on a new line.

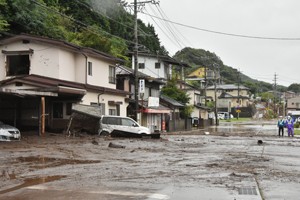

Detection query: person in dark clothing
xmin=277 ymin=116 xmax=285 ymax=137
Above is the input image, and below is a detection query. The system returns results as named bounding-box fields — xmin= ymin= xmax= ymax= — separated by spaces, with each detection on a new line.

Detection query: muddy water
xmin=1 ymin=120 xmax=298 ymax=200
xmin=0 ymin=156 xmax=102 ymax=195
xmin=16 ymin=156 xmax=101 ymax=169
xmin=207 ymin=121 xmax=277 ymax=136
xmin=0 ymin=175 xmax=66 ymax=195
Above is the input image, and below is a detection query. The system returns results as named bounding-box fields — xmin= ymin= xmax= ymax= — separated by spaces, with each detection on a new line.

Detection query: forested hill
xmin=1 ymin=0 xmax=299 ymax=94
xmin=0 ymin=0 xmax=167 ymax=62
xmin=173 ymin=47 xmax=287 ymax=95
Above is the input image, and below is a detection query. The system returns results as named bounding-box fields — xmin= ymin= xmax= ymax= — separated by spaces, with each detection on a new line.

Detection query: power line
xmin=140 ymin=12 xmax=300 ymax=41
xmin=151 ymin=5 xmax=185 ymax=49
xmin=144 ymin=7 xmax=183 ymax=50
xmin=155 ymin=4 xmax=193 ymax=47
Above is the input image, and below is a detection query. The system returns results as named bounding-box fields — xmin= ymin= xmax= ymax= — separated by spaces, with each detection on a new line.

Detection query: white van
xmin=98 ymin=115 xmax=151 ymax=136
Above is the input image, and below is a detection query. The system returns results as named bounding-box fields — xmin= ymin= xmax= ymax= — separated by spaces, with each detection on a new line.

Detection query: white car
xmin=0 ymin=121 xmax=21 ymax=141
xmin=98 ymin=115 xmax=151 ymax=136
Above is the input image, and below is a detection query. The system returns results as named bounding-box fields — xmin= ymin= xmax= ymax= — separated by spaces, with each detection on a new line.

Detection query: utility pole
xmin=133 ymin=0 xmax=138 ymax=121
xmin=132 ymin=0 xmax=159 ymax=122
xmin=213 ymin=63 xmax=219 ymax=125
xmin=204 ymin=65 xmax=207 ymax=106
xmin=273 ymin=73 xmax=277 ymax=114
xmin=237 ymin=69 xmax=240 ymax=119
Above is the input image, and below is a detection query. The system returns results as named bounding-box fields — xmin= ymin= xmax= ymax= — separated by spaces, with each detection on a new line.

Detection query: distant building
xmin=132 ymin=52 xmax=190 ymax=82
xmin=206 ymin=84 xmax=250 ymax=109
xmin=286 ymin=96 xmax=300 ymax=113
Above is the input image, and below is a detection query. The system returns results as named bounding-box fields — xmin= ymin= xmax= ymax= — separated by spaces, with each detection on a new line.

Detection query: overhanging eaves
xmin=0 ymin=88 xmax=58 ymax=96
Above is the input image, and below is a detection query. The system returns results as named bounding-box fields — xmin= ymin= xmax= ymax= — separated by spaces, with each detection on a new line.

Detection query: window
xmin=104 ymin=117 xmax=120 ymax=125
xmin=109 ymin=65 xmax=116 ymax=84
xmin=155 ymin=62 xmax=161 ymax=69
xmin=116 ymin=105 xmax=120 ymax=116
xmin=6 ymin=55 xmax=30 ymax=76
xmin=150 ymin=88 xmax=160 ymax=97
xmin=109 ymin=109 xmax=116 ymax=116
xmin=53 ymin=102 xmax=63 ymax=119
xmin=121 ymin=118 xmax=135 ymax=126
xmin=138 ymin=63 xmax=145 ymax=69
xmin=88 ymin=61 xmax=92 ymax=76
xmin=66 ymin=103 xmax=73 ymax=116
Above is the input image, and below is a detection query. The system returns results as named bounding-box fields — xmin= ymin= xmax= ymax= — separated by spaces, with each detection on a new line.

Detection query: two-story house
xmin=206 ymin=84 xmax=250 ymax=112
xmin=286 ymin=96 xmax=300 ymax=113
xmin=131 ymin=53 xmax=196 ymax=130
xmin=116 ymin=65 xmax=173 ymax=133
xmin=0 ymin=34 xmax=129 ymax=132
xmin=178 ymin=81 xmax=210 ymax=127
xmin=133 ymin=52 xmax=190 ymax=83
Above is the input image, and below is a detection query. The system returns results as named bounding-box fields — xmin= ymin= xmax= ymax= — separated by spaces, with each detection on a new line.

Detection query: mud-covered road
xmin=1 ymin=120 xmax=300 ymax=200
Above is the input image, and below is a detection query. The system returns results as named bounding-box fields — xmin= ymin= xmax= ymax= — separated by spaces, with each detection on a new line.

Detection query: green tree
xmin=161 ymin=79 xmax=192 ymax=117
xmin=288 ymin=83 xmax=300 ymax=94
xmin=161 ymin=79 xmax=190 ymax=104
xmin=1 ymin=0 xmax=167 ymax=59
xmin=0 ymin=0 xmax=9 ymax=32
xmin=260 ymin=92 xmax=275 ymax=103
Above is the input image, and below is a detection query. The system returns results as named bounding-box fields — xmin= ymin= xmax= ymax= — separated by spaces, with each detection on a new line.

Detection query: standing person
xmin=286 ymin=115 xmax=294 ymax=137
xmin=277 ymin=116 xmax=285 ymax=137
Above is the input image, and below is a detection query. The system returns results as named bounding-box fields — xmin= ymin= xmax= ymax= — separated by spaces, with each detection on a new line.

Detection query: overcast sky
xmin=132 ymin=0 xmax=300 ymax=87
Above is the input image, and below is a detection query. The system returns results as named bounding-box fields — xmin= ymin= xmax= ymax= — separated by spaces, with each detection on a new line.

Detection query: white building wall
xmin=134 ymin=56 xmax=167 ymax=79
xmin=32 ymin=46 xmax=60 ymax=78
xmin=81 ymin=92 xmax=128 ymax=117
xmin=0 ymin=41 xmax=73 ymax=80
xmin=0 ymin=41 xmax=61 ymax=79
xmin=58 ymin=50 xmax=76 ymax=81
xmin=187 ymin=91 xmax=194 ymax=105
xmin=75 ymin=55 xmax=86 ymax=84
xmin=86 ymin=57 xmax=115 ymax=89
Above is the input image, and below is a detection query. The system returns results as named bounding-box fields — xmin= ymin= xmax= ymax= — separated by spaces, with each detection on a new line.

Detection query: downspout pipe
xmin=98 ymin=91 xmax=105 ymax=106
xmin=80 ymin=51 xmax=88 ymax=85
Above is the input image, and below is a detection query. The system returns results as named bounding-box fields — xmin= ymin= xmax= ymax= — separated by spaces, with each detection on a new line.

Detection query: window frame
xmin=109 ymin=65 xmax=116 ymax=84
xmin=138 ymin=63 xmax=145 ymax=69
xmin=88 ymin=61 xmax=93 ymax=76
xmin=155 ymin=62 xmax=161 ymax=69
xmin=6 ymin=54 xmax=30 ymax=76
xmin=109 ymin=109 xmax=117 ymax=116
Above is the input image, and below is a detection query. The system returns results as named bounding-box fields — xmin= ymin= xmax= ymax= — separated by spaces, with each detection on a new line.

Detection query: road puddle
xmin=17 ymin=156 xmax=101 ymax=169
xmin=0 ymin=175 xmax=66 ymax=195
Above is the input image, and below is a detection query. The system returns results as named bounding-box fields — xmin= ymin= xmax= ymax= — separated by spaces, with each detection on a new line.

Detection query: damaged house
xmin=0 ymin=34 xmax=130 ymax=133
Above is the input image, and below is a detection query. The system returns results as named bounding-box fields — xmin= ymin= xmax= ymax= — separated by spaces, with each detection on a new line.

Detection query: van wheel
xmin=100 ymin=131 xmax=109 ymax=136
